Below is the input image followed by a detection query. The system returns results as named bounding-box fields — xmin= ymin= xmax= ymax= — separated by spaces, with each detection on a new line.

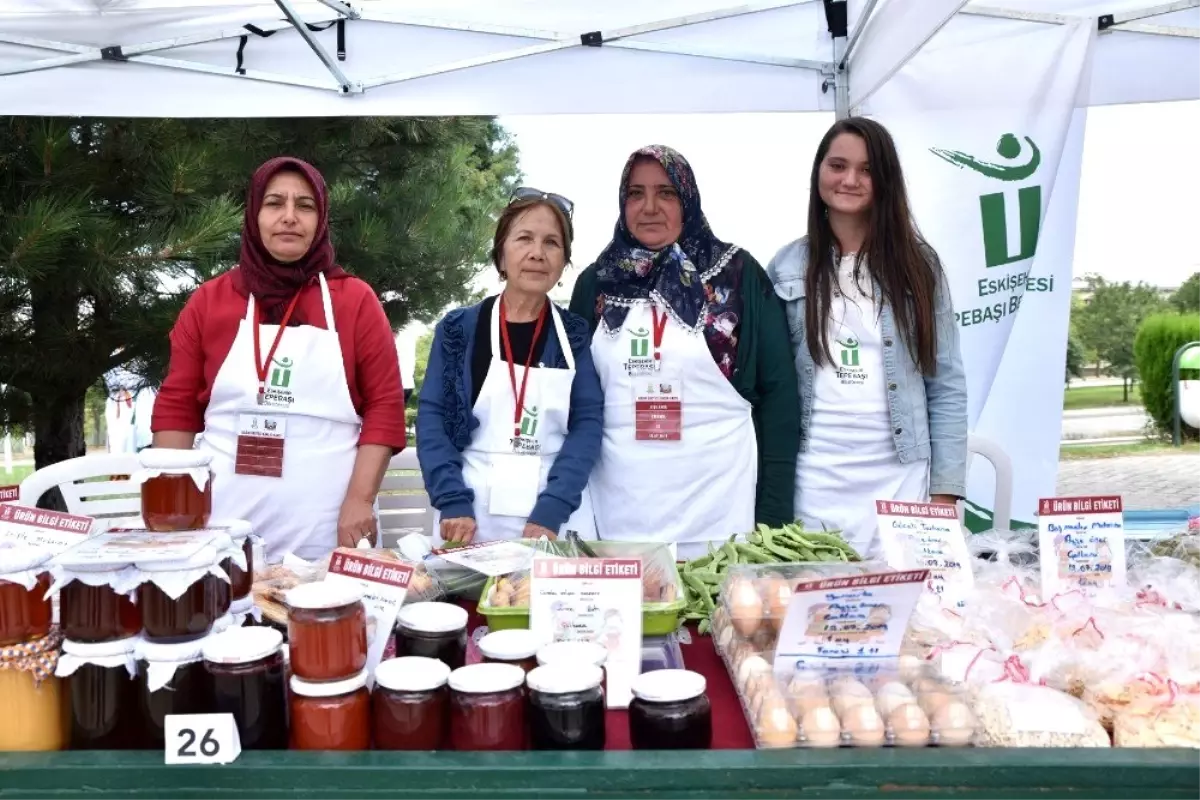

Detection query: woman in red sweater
xmin=151 ymin=157 xmax=406 ymax=561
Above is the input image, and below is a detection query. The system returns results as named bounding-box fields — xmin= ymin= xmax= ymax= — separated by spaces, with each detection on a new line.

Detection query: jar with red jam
xmin=448 ymin=663 xmax=527 ymax=751
xmin=289 ymin=668 xmax=371 ymax=751
xmin=56 ymin=636 xmax=140 ymax=750
xmin=202 ymin=627 xmax=287 ymax=750
xmin=628 ymin=669 xmax=712 ymax=750
xmin=0 ymin=546 xmax=53 ymax=646
xmin=372 ymin=656 xmax=451 ymax=750
xmin=286 ymin=583 xmax=367 ymax=682
xmin=58 ymin=567 xmax=142 ymax=643
xmin=137 ymin=545 xmax=222 ymax=643
xmin=135 ymin=636 xmax=213 ymax=749
xmin=138 ymin=448 xmax=213 ymax=532
xmin=478 ymin=629 xmax=544 ymax=674
xmin=526 ymin=663 xmax=606 ymax=750
xmin=394 ymin=602 xmax=468 ymax=670
xmin=211 ymin=519 xmax=253 ymax=601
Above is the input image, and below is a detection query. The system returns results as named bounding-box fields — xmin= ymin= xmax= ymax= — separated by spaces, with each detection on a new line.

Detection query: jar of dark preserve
xmin=394 ymin=602 xmax=468 ymax=670
xmin=286 ymin=583 xmax=367 ymax=682
xmin=57 ymin=636 xmax=140 ymax=750
xmin=629 ymin=669 xmax=712 ymax=750
xmin=526 ymin=663 xmax=606 ymax=750
xmin=211 ymin=519 xmax=253 ymax=601
xmin=448 ymin=662 xmax=527 ymax=751
xmin=137 ymin=545 xmax=222 ymax=643
xmin=290 ymin=668 xmax=371 ymax=751
xmin=478 ymin=629 xmax=543 ymax=674
xmin=137 ymin=448 xmax=213 ymax=532
xmin=372 ymin=656 xmax=451 ymax=750
xmin=59 ymin=567 xmax=142 ymax=643
xmin=202 ymin=627 xmax=287 ymax=750
xmin=135 ymin=636 xmax=213 ymax=749
xmin=0 ymin=546 xmax=53 ymax=646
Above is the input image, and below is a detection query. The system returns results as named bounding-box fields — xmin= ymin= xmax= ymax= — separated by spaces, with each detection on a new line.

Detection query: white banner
xmin=863 ymin=19 xmax=1096 ymax=531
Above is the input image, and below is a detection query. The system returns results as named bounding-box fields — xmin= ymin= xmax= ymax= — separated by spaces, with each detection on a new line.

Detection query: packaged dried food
xmin=629 ymin=669 xmax=711 ymax=750
xmin=372 ymin=656 xmax=451 ymax=750
xmin=527 ymin=663 xmax=606 ymax=750
xmin=286 ymin=582 xmax=368 ymax=682
xmin=135 ymin=636 xmax=212 ymax=748
xmin=136 ymin=544 xmax=225 ymax=643
xmin=136 ymin=448 xmax=213 ymax=532
xmin=1113 ymin=695 xmax=1200 ymax=748
xmin=290 ymin=668 xmax=371 ymax=751
xmin=0 ymin=630 xmax=66 ymax=751
xmin=56 ymin=636 xmax=141 ymax=749
xmin=0 ymin=545 xmax=53 ymax=646
xmin=970 ymin=681 xmax=1109 ymax=747
xmin=202 ymin=627 xmax=287 ymax=749
xmin=448 ymin=662 xmax=527 ymax=751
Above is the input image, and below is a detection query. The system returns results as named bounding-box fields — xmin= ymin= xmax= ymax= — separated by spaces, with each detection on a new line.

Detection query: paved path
xmin=1057 ymin=454 xmax=1200 ymax=509
xmin=1060 ymin=406 xmax=1150 ymax=441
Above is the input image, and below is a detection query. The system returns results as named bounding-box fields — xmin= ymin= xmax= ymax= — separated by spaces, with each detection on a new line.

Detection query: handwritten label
xmin=326 ymin=552 xmax=413 ymax=688
xmin=53 ymin=530 xmax=216 ymax=567
xmin=0 ymin=503 xmax=96 ymax=553
xmin=430 ymin=540 xmax=536 ymax=578
xmin=1038 ymin=494 xmax=1126 ymax=597
xmin=876 ymin=500 xmax=974 ymax=608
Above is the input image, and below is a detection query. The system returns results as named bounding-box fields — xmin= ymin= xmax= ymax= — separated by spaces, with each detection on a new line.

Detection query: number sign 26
xmin=164 ymin=714 xmax=241 ymax=765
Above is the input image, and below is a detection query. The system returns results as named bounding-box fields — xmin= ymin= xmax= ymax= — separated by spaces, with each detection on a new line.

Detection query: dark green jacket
xmin=569 ymin=250 xmax=800 ymax=528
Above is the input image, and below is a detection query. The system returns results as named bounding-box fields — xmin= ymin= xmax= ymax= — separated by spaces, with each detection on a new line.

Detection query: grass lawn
xmin=1063 ymin=383 xmax=1142 ymax=410
xmin=0 ymin=464 xmax=33 ymax=486
xmin=1060 ymin=440 xmax=1199 ymax=460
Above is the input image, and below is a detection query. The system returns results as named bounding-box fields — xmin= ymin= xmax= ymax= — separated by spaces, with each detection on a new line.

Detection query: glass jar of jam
xmin=57 ymin=636 xmax=140 ymax=749
xmin=0 ymin=545 xmax=53 ymax=646
xmin=372 ymin=656 xmax=451 ymax=750
xmin=212 ymin=519 xmax=254 ymax=601
xmin=478 ymin=629 xmax=544 ymax=674
xmin=286 ymin=583 xmax=368 ymax=682
xmin=0 ymin=631 xmax=66 ymax=751
xmin=395 ymin=602 xmax=468 ymax=670
xmin=537 ymin=639 xmax=608 ymax=697
xmin=290 ymin=668 xmax=371 ymax=751
xmin=138 ymin=448 xmax=214 ymax=532
xmin=135 ymin=637 xmax=213 ymax=749
xmin=629 ymin=669 xmax=711 ymax=750
xmin=202 ymin=627 xmax=287 ymax=750
xmin=59 ymin=569 xmax=142 ymax=643
xmin=526 ymin=663 xmax=606 ymax=750
xmin=137 ymin=545 xmax=222 ymax=643
xmin=448 ymin=662 xmax=527 ymax=751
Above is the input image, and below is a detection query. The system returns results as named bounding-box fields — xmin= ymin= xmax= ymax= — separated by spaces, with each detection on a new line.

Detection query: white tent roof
xmin=0 ymin=0 xmax=1195 ymax=117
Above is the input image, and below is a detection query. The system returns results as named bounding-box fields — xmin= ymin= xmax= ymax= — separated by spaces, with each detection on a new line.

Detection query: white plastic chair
xmin=963 ymin=433 xmax=1014 ymax=533
xmin=18 ymin=453 xmax=143 ymax=526
xmin=377 ymin=448 xmax=434 ymax=548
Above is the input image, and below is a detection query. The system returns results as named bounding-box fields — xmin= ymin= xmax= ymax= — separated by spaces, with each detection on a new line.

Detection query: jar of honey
xmin=0 ymin=545 xmax=53 ymax=647
xmin=136 ymin=545 xmax=222 ymax=643
xmin=0 ymin=630 xmax=66 ymax=751
xmin=137 ymin=448 xmax=214 ymax=532
xmin=286 ymin=583 xmax=367 ymax=682
xmin=289 ymin=668 xmax=371 ymax=751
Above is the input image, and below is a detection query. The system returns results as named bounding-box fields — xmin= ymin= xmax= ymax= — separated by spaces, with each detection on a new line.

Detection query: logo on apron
xmin=262 ymin=357 xmax=297 ymax=407
xmin=509 ymin=405 xmax=542 ymax=456
xmin=836 ymin=337 xmax=867 ymax=385
xmin=624 ymin=327 xmax=655 ymax=376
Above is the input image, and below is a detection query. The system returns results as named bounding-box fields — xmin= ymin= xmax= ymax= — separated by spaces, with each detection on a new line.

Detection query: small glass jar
xmin=372 ymin=656 xmax=451 ymax=750
xmin=202 ymin=627 xmax=287 ymax=750
xmin=59 ymin=569 xmax=142 ymax=643
xmin=137 ymin=545 xmax=222 ymax=643
xmin=526 ymin=664 xmax=606 ymax=750
xmin=138 ymin=448 xmax=214 ymax=532
xmin=629 ymin=669 xmax=712 ymax=750
xmin=135 ymin=637 xmax=213 ymax=749
xmin=212 ymin=520 xmax=254 ymax=601
xmin=394 ymin=602 xmax=468 ymax=670
xmin=286 ymin=583 xmax=368 ymax=682
xmin=0 ymin=546 xmax=53 ymax=646
xmin=290 ymin=668 xmax=371 ymax=751
xmin=478 ymin=629 xmax=543 ymax=674
xmin=536 ymin=639 xmax=608 ymax=697
xmin=448 ymin=662 xmax=527 ymax=751
xmin=59 ymin=636 xmax=141 ymax=750
xmin=0 ymin=632 xmax=66 ymax=751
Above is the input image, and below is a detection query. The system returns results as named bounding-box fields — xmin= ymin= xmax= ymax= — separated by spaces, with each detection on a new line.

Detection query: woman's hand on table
xmin=930 ymin=494 xmax=959 ymax=507
xmin=337 ymin=497 xmax=378 ymax=548
xmin=440 ymin=517 xmax=477 ymax=545
xmin=522 ymin=522 xmax=557 ymax=541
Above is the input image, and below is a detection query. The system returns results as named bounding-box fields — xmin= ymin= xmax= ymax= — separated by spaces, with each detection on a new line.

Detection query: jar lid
xmin=526 ymin=663 xmax=604 ymax=695
xmin=396 ymin=601 xmax=467 ymax=634
xmin=631 ymin=669 xmax=706 ymax=703
xmin=374 ymin=656 xmax=451 ymax=693
xmin=536 ymin=640 xmax=608 ymax=668
xmin=63 ymin=636 xmax=138 ymax=659
xmin=448 ymin=662 xmax=525 ymax=694
xmin=0 ymin=543 xmax=51 ymax=575
xmin=135 ymin=636 xmax=207 ymax=665
xmin=478 ymin=628 xmax=545 ymax=661
xmin=290 ymin=668 xmax=369 ymax=698
xmin=210 ymin=519 xmax=253 ymax=541
xmin=286 ymin=581 xmax=363 ymax=610
xmin=135 ymin=544 xmax=220 ymax=572
xmin=201 ymin=627 xmax=283 ymax=664
xmin=138 ymin=448 xmax=213 ymax=469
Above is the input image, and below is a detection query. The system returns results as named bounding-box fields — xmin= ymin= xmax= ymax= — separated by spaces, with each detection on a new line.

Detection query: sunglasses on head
xmin=510 ymin=186 xmax=574 ymax=218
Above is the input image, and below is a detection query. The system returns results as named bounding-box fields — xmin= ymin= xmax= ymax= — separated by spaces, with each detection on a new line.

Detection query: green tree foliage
xmin=1169 ymin=271 xmax=1200 ymax=314
xmin=1133 ymin=312 xmax=1200 ymax=440
xmin=1073 ymin=275 xmax=1167 ymax=400
xmin=1065 ymin=335 xmax=1084 ymax=385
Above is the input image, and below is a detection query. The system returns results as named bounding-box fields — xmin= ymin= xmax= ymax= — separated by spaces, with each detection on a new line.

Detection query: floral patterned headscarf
xmin=593 ymin=145 xmax=739 ymax=335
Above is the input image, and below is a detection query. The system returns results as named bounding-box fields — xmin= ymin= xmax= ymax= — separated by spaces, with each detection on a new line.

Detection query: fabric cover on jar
xmin=0 ymin=628 xmax=66 ymax=751
xmin=134 ymin=448 xmax=214 ymax=532
xmin=0 ymin=544 xmax=53 ymax=646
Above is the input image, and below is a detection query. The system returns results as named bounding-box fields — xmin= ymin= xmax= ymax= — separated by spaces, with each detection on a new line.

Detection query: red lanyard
xmin=499 ymin=297 xmax=548 ymax=439
xmin=650 ymin=304 xmax=669 ymax=367
xmin=253 ymin=291 xmax=303 ymax=405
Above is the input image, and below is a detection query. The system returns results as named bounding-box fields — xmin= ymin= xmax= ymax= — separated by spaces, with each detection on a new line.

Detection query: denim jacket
xmin=765 ymin=237 xmax=968 ymax=498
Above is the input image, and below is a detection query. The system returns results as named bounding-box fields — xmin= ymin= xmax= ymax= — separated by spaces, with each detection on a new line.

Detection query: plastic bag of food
xmin=1113 ymin=693 xmax=1200 ymax=748
xmin=475 ymin=537 xmax=587 ymax=609
xmin=1128 ymin=554 xmax=1200 ymax=614
xmin=1145 ymin=532 xmax=1200 ymax=569
xmin=970 ymin=681 xmax=1111 ymax=747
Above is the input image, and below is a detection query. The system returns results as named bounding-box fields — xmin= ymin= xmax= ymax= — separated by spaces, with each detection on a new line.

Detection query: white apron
xmin=796 ymin=256 xmax=929 ymax=559
xmin=200 ymin=274 xmax=362 ymax=563
xmin=432 ymin=300 xmax=598 ymax=546
xmin=589 ymin=301 xmax=757 ymax=559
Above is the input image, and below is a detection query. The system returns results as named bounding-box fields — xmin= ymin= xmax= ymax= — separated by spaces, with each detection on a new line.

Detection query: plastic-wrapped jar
xmin=372 ymin=656 xmax=450 ymax=750
xmin=395 ymin=602 xmax=467 ymax=670
xmin=138 ymin=448 xmax=214 ymax=532
xmin=212 ymin=520 xmax=254 ymax=600
xmin=0 ymin=631 xmax=66 ymax=751
xmin=286 ymin=583 xmax=368 ymax=682
xmin=527 ymin=664 xmax=605 ymax=750
xmin=57 ymin=636 xmax=140 ymax=749
xmin=59 ymin=568 xmax=142 ymax=643
xmin=137 ymin=545 xmax=222 ymax=643
xmin=135 ymin=637 xmax=213 ymax=749
xmin=478 ymin=629 xmax=543 ymax=674
xmin=290 ymin=668 xmax=371 ymax=751
xmin=448 ymin=662 xmax=527 ymax=751
xmin=629 ymin=669 xmax=712 ymax=750
xmin=0 ymin=546 xmax=53 ymax=646
xmin=202 ymin=627 xmax=287 ymax=750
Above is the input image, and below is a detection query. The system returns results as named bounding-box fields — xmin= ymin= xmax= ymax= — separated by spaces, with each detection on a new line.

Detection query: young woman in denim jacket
xmin=766 ymin=118 xmax=968 ymax=558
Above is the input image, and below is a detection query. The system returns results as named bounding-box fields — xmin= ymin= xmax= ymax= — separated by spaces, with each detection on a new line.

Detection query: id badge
xmin=235 ymin=413 xmax=287 ymax=478
xmin=633 ymin=375 xmax=683 ymax=442
xmin=487 ymin=453 xmax=541 ymax=518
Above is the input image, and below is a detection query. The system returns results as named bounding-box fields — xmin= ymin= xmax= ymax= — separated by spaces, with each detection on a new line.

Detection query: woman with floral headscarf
xmin=570 ymin=145 xmax=799 ymax=556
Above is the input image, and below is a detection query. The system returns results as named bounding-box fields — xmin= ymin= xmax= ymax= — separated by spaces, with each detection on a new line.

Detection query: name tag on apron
xmin=235 ymin=413 xmax=287 ymax=478
xmin=633 ymin=376 xmax=683 ymax=442
xmin=487 ymin=452 xmax=541 ymax=518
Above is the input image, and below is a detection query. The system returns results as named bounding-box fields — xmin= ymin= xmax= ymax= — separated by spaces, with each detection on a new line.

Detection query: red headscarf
xmin=231 ymin=156 xmax=346 ymax=323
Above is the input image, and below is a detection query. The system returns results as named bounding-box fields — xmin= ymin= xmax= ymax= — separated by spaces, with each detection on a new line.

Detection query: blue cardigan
xmin=416 ymin=300 xmax=604 ymax=532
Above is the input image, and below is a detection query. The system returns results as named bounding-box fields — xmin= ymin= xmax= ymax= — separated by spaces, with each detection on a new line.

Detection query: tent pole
xmin=823 ymin=0 xmax=850 ymax=118
xmin=273 ymin=0 xmax=361 ymax=93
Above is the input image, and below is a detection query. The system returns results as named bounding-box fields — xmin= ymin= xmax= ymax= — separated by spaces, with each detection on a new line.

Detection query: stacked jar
xmin=211 ymin=519 xmax=256 ymax=625
xmin=285 ymin=583 xmax=370 ymax=750
xmin=202 ymin=627 xmax=288 ymax=750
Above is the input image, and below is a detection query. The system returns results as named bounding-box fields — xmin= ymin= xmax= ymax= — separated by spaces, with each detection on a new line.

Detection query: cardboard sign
xmin=876 ymin=500 xmax=975 ymax=608
xmin=325 ymin=550 xmax=413 ymax=688
xmin=1038 ymin=494 xmax=1126 ymax=597
xmin=0 ymin=503 xmax=96 ymax=553
xmin=54 ymin=530 xmax=217 ymax=568
xmin=430 ymin=540 xmax=536 ymax=577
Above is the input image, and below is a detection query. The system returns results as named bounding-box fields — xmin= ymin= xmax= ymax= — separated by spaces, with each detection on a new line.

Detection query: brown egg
xmin=728 ymin=579 xmax=764 ymax=637
xmin=888 ymin=703 xmax=931 ymax=747
xmin=791 ymin=692 xmax=833 ymax=717
xmin=800 ymin=705 xmax=843 ymax=748
xmin=737 ymin=655 xmax=772 ymax=692
xmin=717 ymin=622 xmax=736 ymax=651
xmin=841 ymin=703 xmax=886 ymax=747
xmin=757 ymin=699 xmax=799 ymax=747
xmin=764 ymin=578 xmax=792 ymax=626
xmin=875 ymin=681 xmax=917 ymax=717
xmin=932 ymin=701 xmax=975 ymax=747
xmin=918 ymin=689 xmax=959 ymax=717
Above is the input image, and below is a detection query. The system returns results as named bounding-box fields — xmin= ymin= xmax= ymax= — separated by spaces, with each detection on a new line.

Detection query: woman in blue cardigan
xmin=417 ymin=190 xmax=604 ymax=545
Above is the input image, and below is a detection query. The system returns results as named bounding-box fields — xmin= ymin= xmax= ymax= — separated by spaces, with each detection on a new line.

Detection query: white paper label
xmin=1037 ymin=495 xmax=1126 ymax=598
xmin=430 ymin=540 xmax=536 ymax=577
xmin=55 ymin=530 xmax=217 ymax=567
xmin=0 ymin=503 xmax=95 ymax=553
xmin=876 ymin=500 xmax=975 ymax=609
xmin=164 ymin=714 xmax=241 ymax=765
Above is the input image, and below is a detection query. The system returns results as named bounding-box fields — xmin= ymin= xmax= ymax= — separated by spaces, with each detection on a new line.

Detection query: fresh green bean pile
xmin=680 ymin=523 xmax=862 ymax=633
